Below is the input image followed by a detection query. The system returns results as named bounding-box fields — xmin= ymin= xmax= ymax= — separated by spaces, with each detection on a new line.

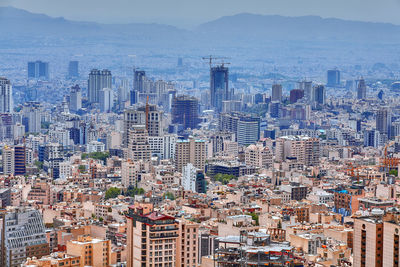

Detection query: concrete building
xmin=271 ymin=83 xmax=282 ymax=102
xmin=128 ymin=125 xmax=151 ymax=161
xmin=88 ymin=69 xmax=112 ymax=104
xmin=22 ymin=102 xmax=42 ymax=133
xmin=245 ymin=144 xmax=273 ymax=169
xmin=69 ymin=84 xmax=82 ymax=112
xmin=0 ymin=77 xmax=13 ymax=113
xmin=121 ymin=159 xmax=140 ymax=188
xmin=99 ymin=87 xmax=114 ymax=113
xmin=175 ymin=138 xmax=206 ymax=173
xmin=66 ymin=235 xmax=111 ymax=267
xmin=357 ymin=78 xmax=367 ymax=100
xmin=275 ymin=135 xmax=320 ymax=166
xmin=2 ymin=146 xmax=14 ymax=175
xmin=0 ymin=208 xmax=49 ymax=267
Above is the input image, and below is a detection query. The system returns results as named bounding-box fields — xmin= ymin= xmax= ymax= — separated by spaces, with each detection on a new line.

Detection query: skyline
xmin=0 ymin=0 xmax=399 ymax=27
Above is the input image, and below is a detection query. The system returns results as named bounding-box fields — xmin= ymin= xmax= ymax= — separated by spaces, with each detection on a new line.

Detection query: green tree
xmin=34 ymin=161 xmax=43 ymax=170
xmin=105 ymin=187 xmax=121 ymax=200
xmin=248 ymin=212 xmax=259 ymax=226
xmin=389 ymin=169 xmax=398 ymax=176
xmin=126 ymin=186 xmax=145 ymax=197
xmin=163 ymin=192 xmax=175 ymax=200
xmin=213 ymin=173 xmax=237 ymax=185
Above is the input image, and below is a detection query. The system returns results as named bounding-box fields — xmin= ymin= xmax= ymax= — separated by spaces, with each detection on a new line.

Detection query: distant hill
xmin=1 ymin=6 xmax=400 ymax=54
xmin=196 ymin=13 xmax=400 ymax=43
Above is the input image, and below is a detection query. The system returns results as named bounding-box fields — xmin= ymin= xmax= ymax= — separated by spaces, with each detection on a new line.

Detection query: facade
xmin=0 ymin=209 xmax=49 ymax=267
xmin=181 ymin=163 xmax=205 ymax=193
xmin=66 ymin=235 xmax=111 ymax=267
xmin=210 ymin=65 xmax=229 ymax=112
xmin=245 ymin=144 xmax=273 ymax=169
xmin=126 ymin=209 xmax=179 ymax=267
xmin=22 ymin=102 xmax=42 ymax=133
xmin=0 ymin=77 xmax=13 ymax=113
xmin=68 ymin=60 xmax=79 ymax=78
xmin=69 ymin=84 xmax=82 ymax=112
xmin=271 ymin=83 xmax=282 ymax=102
xmin=171 ymin=95 xmax=199 ymax=130
xmin=123 ymin=105 xmax=163 ymax=146
xmin=99 ymin=87 xmax=114 ymax=112
xmin=28 ymin=61 xmax=49 ymax=80
xmin=14 ymin=145 xmax=26 ymax=175
xmin=289 ymin=89 xmax=304 ymax=103
xmin=175 ymin=138 xmax=206 ymax=173
xmin=88 ymin=69 xmax=112 ymax=104
xmin=313 ymin=84 xmax=326 ymax=105
xmin=327 ymin=69 xmax=340 ymax=87
xmin=219 ymin=112 xmax=260 ymax=145
xmin=2 ymin=146 xmax=14 ymax=175
xmin=376 ymin=107 xmax=391 ymax=137
xmin=275 ymin=135 xmax=320 ymax=166
xmin=357 ymin=78 xmax=367 ymax=100
xmin=128 ymin=125 xmax=151 ymax=161
xmin=121 ymin=159 xmax=140 ymax=188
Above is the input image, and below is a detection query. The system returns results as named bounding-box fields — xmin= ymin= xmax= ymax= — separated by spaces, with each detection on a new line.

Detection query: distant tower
xmin=298 ymin=80 xmax=312 ymax=102
xmin=313 ymin=85 xmax=326 ymax=105
xmin=327 ymin=69 xmax=340 ymax=87
xmin=0 ymin=77 xmax=13 ymax=113
xmin=28 ymin=60 xmax=49 ymax=80
xmin=68 ymin=61 xmax=79 ymax=78
xmin=210 ymin=65 xmax=229 ymax=112
xmin=271 ymin=83 xmax=282 ymax=102
xmin=357 ymin=78 xmax=367 ymax=100
xmin=171 ymin=95 xmax=199 ymax=130
xmin=99 ymin=88 xmax=114 ymax=113
xmin=88 ymin=69 xmax=112 ymax=104
xmin=69 ymin=85 xmax=82 ymax=112
xmin=376 ymin=107 xmax=391 ymax=137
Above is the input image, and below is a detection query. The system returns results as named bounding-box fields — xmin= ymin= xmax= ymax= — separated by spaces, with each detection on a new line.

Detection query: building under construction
xmin=214 ymin=231 xmax=301 ymax=266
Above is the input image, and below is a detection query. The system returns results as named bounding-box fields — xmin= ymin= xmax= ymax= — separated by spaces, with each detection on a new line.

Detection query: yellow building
xmin=66 ymin=235 xmax=111 ymax=267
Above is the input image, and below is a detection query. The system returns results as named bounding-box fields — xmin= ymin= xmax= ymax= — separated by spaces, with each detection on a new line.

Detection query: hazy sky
xmin=0 ymin=0 xmax=399 ymax=27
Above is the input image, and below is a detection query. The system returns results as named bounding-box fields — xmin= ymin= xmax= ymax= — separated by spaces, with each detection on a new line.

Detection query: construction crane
xmin=202 ymin=55 xmax=231 ymax=68
xmin=381 ymin=140 xmax=399 ymax=172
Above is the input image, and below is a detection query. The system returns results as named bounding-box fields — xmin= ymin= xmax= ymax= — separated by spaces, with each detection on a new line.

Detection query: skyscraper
xmin=289 ymin=89 xmax=304 ymax=103
xmin=298 ymin=80 xmax=312 ymax=102
xmin=271 ymin=83 xmax=282 ymax=102
xmin=376 ymin=107 xmax=391 ymax=137
xmin=210 ymin=65 xmax=229 ymax=112
xmin=327 ymin=69 xmax=340 ymax=87
xmin=357 ymin=78 xmax=367 ymax=100
xmin=0 ymin=77 xmax=13 ymax=113
xmin=68 ymin=60 xmax=79 ymax=78
xmin=313 ymin=85 xmax=326 ymax=105
xmin=128 ymin=125 xmax=151 ymax=161
xmin=14 ymin=145 xmax=26 ymax=175
xmin=88 ymin=69 xmax=112 ymax=104
xmin=133 ymin=69 xmax=146 ymax=93
xmin=22 ymin=102 xmax=42 ymax=133
xmin=27 ymin=60 xmax=49 ymax=80
xmin=99 ymin=87 xmax=114 ymax=112
xmin=69 ymin=85 xmax=82 ymax=112
xmin=175 ymin=138 xmax=206 ymax=173
xmin=171 ymin=95 xmax=199 ymax=130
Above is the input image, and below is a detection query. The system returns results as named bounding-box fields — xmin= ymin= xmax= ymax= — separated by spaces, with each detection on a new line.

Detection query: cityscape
xmin=1 ymin=1 xmax=400 ymax=267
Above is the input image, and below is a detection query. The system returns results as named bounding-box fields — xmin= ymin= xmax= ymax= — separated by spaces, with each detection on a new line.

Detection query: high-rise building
xmin=289 ymin=89 xmax=304 ymax=104
xmin=182 ymin=163 xmax=205 ymax=193
xmin=14 ymin=145 xmax=26 ymax=176
xmin=121 ymin=159 xmax=140 ymax=188
xmin=383 ymin=218 xmax=400 ymax=267
xmin=219 ymin=112 xmax=260 ymax=144
xmin=43 ymin=143 xmax=63 ymax=179
xmin=175 ymin=138 xmax=206 ymax=173
xmin=327 ymin=69 xmax=340 ymax=87
xmin=22 ymin=102 xmax=42 ymax=133
xmin=245 ymin=144 xmax=273 ymax=169
xmin=313 ymin=85 xmax=326 ymax=105
xmin=237 ymin=119 xmax=260 ymax=146
xmin=68 ymin=61 xmax=79 ymax=78
xmin=0 ymin=77 xmax=13 ymax=113
xmin=126 ymin=206 xmax=199 ymax=267
xmin=134 ymin=69 xmax=146 ymax=93
xmin=28 ymin=61 xmax=49 ymax=80
xmin=364 ymin=129 xmax=380 ymax=148
xmin=0 ymin=114 xmax=13 ymax=141
xmin=128 ymin=125 xmax=151 ymax=161
xmin=171 ymin=95 xmax=199 ymax=130
xmin=210 ymin=65 xmax=229 ymax=112
xmin=353 ymin=217 xmax=383 ymax=267
xmin=275 ymin=136 xmax=320 ymax=166
xmin=376 ymin=108 xmax=391 ymax=137
xmin=0 ymin=208 xmax=49 ymax=267
xmin=357 ymin=78 xmax=367 ymax=100
xmin=126 ymin=208 xmax=179 ymax=267
xmin=88 ymin=69 xmax=112 ymax=104
xmin=69 ymin=85 xmax=82 ymax=112
xmin=99 ymin=87 xmax=114 ymax=112
xmin=123 ymin=105 xmax=163 ymax=146
xmin=271 ymin=83 xmax=282 ymax=102
xmin=2 ymin=146 xmax=14 ymax=175
xmin=298 ymin=80 xmax=312 ymax=102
